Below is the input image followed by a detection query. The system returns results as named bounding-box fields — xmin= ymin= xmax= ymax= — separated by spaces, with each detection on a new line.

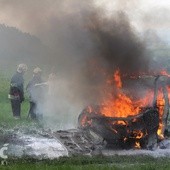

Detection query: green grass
xmin=0 ymin=155 xmax=170 ymax=170
xmin=0 ymin=164 xmax=164 ymax=170
xmin=0 ymin=101 xmax=34 ymax=127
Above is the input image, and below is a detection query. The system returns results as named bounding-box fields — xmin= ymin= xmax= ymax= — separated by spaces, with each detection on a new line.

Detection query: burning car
xmin=78 ymin=71 xmax=170 ymax=150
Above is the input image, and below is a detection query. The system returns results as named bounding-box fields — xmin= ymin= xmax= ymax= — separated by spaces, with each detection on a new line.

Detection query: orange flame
xmin=80 ymin=69 xmax=170 ymax=144
xmin=101 ymin=69 xmax=170 ymax=140
xmin=114 ymin=69 xmax=122 ymax=88
xmin=101 ymin=69 xmax=153 ymax=117
xmin=135 ymin=141 xmax=141 ymax=149
xmin=156 ymin=89 xmax=165 ymax=138
xmin=157 ymin=69 xmax=170 ymax=138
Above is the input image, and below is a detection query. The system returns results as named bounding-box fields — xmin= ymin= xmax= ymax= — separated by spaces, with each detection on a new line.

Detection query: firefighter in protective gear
xmin=9 ymin=64 xmax=28 ymax=119
xmin=26 ymin=67 xmax=45 ymax=120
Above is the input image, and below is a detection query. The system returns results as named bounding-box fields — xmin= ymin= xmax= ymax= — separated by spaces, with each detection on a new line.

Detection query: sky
xmin=95 ymin=0 xmax=170 ymax=35
xmin=0 ymin=0 xmax=169 ymax=44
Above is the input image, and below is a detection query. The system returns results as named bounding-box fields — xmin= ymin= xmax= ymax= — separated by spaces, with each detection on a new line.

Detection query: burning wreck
xmin=68 ymin=12 xmax=170 ymax=151
xmin=2 ymin=71 xmax=170 ymax=159
xmin=78 ymin=71 xmax=170 ymax=150
xmin=47 ymin=70 xmax=170 ymax=157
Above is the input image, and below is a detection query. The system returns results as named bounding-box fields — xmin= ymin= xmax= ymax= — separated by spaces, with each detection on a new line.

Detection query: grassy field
xmin=0 ymin=72 xmax=170 ymax=169
xmin=1 ymin=155 xmax=170 ymax=170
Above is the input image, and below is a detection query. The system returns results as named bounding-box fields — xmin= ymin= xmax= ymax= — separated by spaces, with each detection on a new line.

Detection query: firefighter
xmin=8 ymin=63 xmax=28 ymax=119
xmin=26 ymin=67 xmax=45 ymax=120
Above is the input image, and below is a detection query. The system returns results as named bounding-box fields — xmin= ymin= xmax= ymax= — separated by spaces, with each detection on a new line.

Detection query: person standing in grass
xmin=26 ymin=67 xmax=45 ymax=120
xmin=8 ymin=63 xmax=28 ymax=119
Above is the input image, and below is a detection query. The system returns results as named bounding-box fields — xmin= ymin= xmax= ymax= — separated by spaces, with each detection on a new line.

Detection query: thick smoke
xmin=86 ymin=12 xmax=149 ymax=75
xmin=39 ymin=6 xmax=150 ymax=129
xmin=0 ymin=0 xmax=165 ymax=129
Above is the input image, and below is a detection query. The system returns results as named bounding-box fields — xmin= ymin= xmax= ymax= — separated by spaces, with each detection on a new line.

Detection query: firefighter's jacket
xmin=26 ymin=76 xmax=45 ymax=103
xmin=9 ymin=71 xmax=24 ymax=102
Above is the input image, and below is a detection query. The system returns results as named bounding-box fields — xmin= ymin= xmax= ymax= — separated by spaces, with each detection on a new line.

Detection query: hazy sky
xmin=95 ymin=0 xmax=170 ymax=31
xmin=0 ymin=0 xmax=169 ymax=43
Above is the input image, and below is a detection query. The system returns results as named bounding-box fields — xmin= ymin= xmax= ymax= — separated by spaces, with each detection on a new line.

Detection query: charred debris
xmin=53 ymin=75 xmax=170 ymax=155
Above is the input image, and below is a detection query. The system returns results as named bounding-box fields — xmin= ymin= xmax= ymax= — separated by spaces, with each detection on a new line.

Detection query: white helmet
xmin=33 ymin=67 xmax=42 ymax=74
xmin=17 ymin=63 xmax=28 ymax=73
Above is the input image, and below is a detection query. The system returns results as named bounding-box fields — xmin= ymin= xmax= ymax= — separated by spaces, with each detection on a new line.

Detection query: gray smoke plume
xmin=0 ymin=0 xmax=165 ymax=129
xmin=86 ymin=12 xmax=149 ymax=75
xmin=38 ymin=6 xmax=151 ymax=129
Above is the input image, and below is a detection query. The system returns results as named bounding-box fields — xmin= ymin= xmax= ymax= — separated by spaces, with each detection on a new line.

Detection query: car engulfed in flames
xmin=78 ymin=70 xmax=170 ymax=149
xmin=78 ymin=105 xmax=159 ymax=149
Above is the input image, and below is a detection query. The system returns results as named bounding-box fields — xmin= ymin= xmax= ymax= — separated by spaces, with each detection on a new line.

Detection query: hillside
xmin=0 ymin=24 xmax=51 ymax=68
